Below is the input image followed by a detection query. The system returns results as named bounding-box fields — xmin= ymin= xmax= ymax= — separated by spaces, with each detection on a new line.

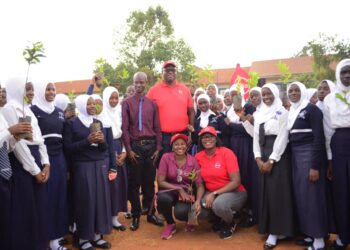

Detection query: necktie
xmin=138 ymin=97 xmax=143 ymax=131
xmin=259 ymin=123 xmax=266 ymax=148
xmin=0 ymin=142 xmax=12 ymax=180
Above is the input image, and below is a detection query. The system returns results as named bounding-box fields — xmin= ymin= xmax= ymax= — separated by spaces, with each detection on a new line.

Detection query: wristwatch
xmin=269 ymin=159 xmax=275 ymax=164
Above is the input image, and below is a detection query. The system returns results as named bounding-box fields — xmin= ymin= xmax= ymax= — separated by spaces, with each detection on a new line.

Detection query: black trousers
xmin=157 ymin=191 xmax=191 ymax=224
xmin=0 ymin=177 xmax=11 ymax=250
xmin=128 ymin=140 xmax=157 ymax=218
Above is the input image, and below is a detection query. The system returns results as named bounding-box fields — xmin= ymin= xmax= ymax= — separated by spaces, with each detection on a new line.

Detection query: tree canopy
xmin=295 ymin=33 xmax=350 ymax=87
xmin=94 ymin=5 xmax=196 ymax=93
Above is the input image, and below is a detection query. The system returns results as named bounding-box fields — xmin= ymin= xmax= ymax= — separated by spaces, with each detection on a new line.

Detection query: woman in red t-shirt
xmin=195 ymin=126 xmax=247 ymax=240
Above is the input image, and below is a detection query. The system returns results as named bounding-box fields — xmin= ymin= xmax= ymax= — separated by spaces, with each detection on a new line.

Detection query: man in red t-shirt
xmin=147 ymin=61 xmax=195 ymax=153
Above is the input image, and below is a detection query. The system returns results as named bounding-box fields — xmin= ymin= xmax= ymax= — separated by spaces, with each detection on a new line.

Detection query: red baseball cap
xmin=198 ymin=126 xmax=217 ymax=137
xmin=162 ymin=60 xmax=176 ymax=68
xmin=170 ymin=133 xmax=188 ymax=145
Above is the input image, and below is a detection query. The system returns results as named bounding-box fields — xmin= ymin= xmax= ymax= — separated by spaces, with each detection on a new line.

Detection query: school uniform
xmin=323 ymin=59 xmax=350 ymax=246
xmin=209 ymin=112 xmax=231 ymax=148
xmin=2 ymin=77 xmax=50 ymax=250
xmin=102 ymin=87 xmax=128 ymax=215
xmin=227 ymin=103 xmax=258 ymax=223
xmin=63 ymin=95 xmax=112 ymax=240
xmin=288 ymin=88 xmax=328 ymax=238
xmin=31 ymin=105 xmax=69 ymax=240
xmin=0 ymin=113 xmax=15 ymax=250
xmin=253 ymin=83 xmax=295 ymax=237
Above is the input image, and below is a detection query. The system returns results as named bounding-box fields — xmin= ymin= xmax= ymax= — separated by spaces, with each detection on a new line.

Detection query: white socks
xmin=266 ymin=234 xmax=278 ymax=245
xmin=79 ymin=239 xmax=93 ymax=250
xmin=94 ymin=234 xmax=107 ymax=244
xmin=313 ymin=238 xmax=325 ymax=249
xmin=112 ymin=216 xmax=122 ymax=227
xmin=336 ymin=237 xmax=344 ymax=246
xmin=49 ymin=239 xmax=60 ymax=250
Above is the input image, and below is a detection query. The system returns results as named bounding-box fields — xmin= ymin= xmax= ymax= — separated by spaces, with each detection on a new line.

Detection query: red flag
xmin=230 ymin=63 xmax=250 ymax=100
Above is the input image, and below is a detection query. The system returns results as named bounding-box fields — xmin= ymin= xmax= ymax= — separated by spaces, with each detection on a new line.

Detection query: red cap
xmin=162 ymin=60 xmax=176 ymax=68
xmin=170 ymin=133 xmax=188 ymax=145
xmin=198 ymin=126 xmax=217 ymax=137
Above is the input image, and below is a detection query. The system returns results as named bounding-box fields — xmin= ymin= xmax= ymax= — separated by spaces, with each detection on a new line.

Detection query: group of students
xmin=184 ymin=59 xmax=350 ymax=250
xmin=0 ymin=58 xmax=349 ymax=250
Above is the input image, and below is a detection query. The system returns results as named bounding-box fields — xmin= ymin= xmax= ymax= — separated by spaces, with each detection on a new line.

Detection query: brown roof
xmin=250 ymin=56 xmax=314 ymax=77
xmin=212 ymin=67 xmax=251 ymax=85
xmin=55 ymin=79 xmax=100 ymax=94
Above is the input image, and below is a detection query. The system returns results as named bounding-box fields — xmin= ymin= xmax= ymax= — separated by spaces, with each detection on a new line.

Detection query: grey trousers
xmin=200 ymin=190 xmax=247 ymax=224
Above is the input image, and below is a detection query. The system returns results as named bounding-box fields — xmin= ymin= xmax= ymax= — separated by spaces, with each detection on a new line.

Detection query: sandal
xmin=79 ymin=241 xmax=95 ymax=250
xmin=91 ymin=236 xmax=111 ymax=249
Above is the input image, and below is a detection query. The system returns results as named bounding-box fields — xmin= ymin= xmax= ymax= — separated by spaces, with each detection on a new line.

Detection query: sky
xmin=0 ymin=0 xmax=349 ymax=84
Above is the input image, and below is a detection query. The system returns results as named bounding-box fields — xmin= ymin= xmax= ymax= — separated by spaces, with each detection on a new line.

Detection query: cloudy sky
xmin=0 ymin=0 xmax=349 ymax=84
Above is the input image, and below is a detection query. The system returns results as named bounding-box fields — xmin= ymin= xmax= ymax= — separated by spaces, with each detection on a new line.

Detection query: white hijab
xmin=331 ymin=59 xmax=350 ymax=116
xmin=102 ymin=86 xmax=122 ymax=138
xmin=306 ymin=88 xmax=317 ymax=102
xmin=197 ymin=94 xmax=215 ymax=128
xmin=216 ymin=94 xmax=224 ymax=112
xmin=75 ymin=95 xmax=93 ymax=128
xmin=5 ymin=76 xmax=43 ymax=143
xmin=54 ymin=93 xmax=71 ymax=111
xmin=206 ymin=84 xmax=218 ymax=97
xmin=316 ymin=80 xmax=336 ymax=110
xmin=256 ymin=83 xmax=284 ymax=127
xmin=249 ymin=87 xmax=262 ymax=111
xmin=287 ymin=82 xmax=309 ymax=130
xmin=92 ymin=94 xmax=111 ymax=128
xmin=33 ymin=80 xmax=56 ymax=114
xmin=193 ymin=87 xmax=205 ymax=113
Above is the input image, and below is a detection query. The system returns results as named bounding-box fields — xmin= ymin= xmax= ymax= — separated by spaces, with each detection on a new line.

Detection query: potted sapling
xmin=187 ymin=169 xmax=200 ymax=226
xmin=20 ymin=41 xmax=46 ymax=140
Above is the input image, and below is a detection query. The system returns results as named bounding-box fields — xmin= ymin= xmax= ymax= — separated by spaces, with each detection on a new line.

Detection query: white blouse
xmin=253 ymin=109 xmax=289 ymax=162
xmin=0 ymin=113 xmax=16 ymax=150
xmin=323 ymin=94 xmax=350 ymax=160
xmin=1 ymin=105 xmax=49 ymax=176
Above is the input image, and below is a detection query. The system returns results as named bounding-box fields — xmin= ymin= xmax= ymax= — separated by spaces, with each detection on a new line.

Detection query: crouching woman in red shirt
xmin=195 ymin=126 xmax=247 ymax=240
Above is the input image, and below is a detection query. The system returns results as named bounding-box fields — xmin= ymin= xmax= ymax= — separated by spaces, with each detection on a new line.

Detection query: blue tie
xmin=138 ymin=97 xmax=143 ymax=131
xmin=0 ymin=142 xmax=12 ymax=180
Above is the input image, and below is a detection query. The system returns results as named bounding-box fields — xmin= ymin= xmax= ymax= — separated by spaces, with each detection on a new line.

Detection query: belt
xmin=132 ymin=137 xmax=156 ymax=146
xmin=42 ymin=133 xmax=63 ymax=139
xmin=290 ymin=129 xmax=312 ymax=134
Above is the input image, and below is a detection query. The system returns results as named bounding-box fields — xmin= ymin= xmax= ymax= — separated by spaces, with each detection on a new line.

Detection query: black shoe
xmin=263 ymin=242 xmax=276 ymax=249
xmin=113 ymin=224 xmax=126 ymax=231
xmin=124 ymin=212 xmax=132 ymax=219
xmin=91 ymin=236 xmax=111 ymax=249
xmin=147 ymin=215 xmax=164 ymax=227
xmin=130 ymin=217 xmax=140 ymax=231
xmin=79 ymin=241 xmax=95 ymax=250
xmin=141 ymin=207 xmax=149 ymax=215
xmin=328 ymin=241 xmax=347 ymax=250
xmin=296 ymin=238 xmax=313 ymax=246
xmin=218 ymin=222 xmax=236 ymax=240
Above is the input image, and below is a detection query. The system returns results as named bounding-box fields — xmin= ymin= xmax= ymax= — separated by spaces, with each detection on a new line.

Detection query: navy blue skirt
xmin=47 ymin=151 xmax=68 ymax=239
xmin=291 ymin=143 xmax=328 ymax=238
xmin=73 ymin=159 xmax=112 ymax=239
xmin=330 ymin=128 xmax=350 ymax=245
xmin=110 ymin=139 xmax=128 ymax=214
xmin=0 ymin=175 xmax=11 ymax=250
xmin=230 ymin=133 xmax=259 ymax=223
xmin=9 ymin=145 xmax=48 ymax=250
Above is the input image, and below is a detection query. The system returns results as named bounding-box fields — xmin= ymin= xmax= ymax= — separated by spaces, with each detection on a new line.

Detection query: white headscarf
xmin=193 ymin=87 xmax=205 ymax=113
xmin=54 ymin=93 xmax=70 ymax=111
xmin=287 ymin=82 xmax=309 ymax=130
xmin=102 ymin=86 xmax=122 ymax=138
xmin=33 ymin=80 xmax=56 ymax=114
xmin=256 ymin=83 xmax=284 ymax=128
xmin=75 ymin=95 xmax=93 ymax=128
xmin=4 ymin=76 xmax=44 ymax=143
xmin=316 ymin=80 xmax=336 ymax=110
xmin=206 ymin=84 xmax=218 ymax=97
xmin=216 ymin=94 xmax=225 ymax=112
xmin=306 ymin=88 xmax=317 ymax=102
xmin=327 ymin=59 xmax=350 ymax=117
xmin=91 ymin=94 xmax=111 ymax=128
xmin=249 ymin=87 xmax=262 ymax=111
xmin=197 ymin=94 xmax=215 ymax=128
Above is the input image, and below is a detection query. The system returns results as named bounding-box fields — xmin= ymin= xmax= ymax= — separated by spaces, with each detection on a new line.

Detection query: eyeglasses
xmin=163 ymin=68 xmax=176 ymax=73
xmin=201 ymin=134 xmax=215 ymax=140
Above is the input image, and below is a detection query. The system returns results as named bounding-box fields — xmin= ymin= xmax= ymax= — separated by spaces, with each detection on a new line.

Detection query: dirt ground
xmin=65 ymin=214 xmax=345 ymax=250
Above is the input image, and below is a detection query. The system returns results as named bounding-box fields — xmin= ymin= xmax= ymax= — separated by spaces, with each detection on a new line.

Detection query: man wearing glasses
xmin=147 ymin=61 xmax=195 ymax=154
